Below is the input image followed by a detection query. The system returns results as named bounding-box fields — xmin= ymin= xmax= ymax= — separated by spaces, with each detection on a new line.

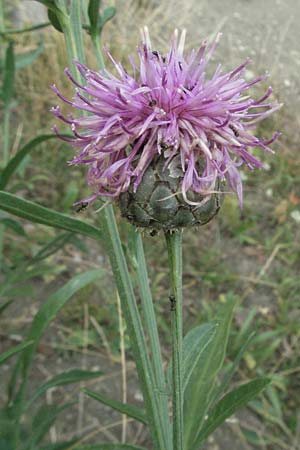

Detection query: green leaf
xmin=99 ymin=6 xmax=116 ymax=32
xmin=210 ymin=331 xmax=256 ymax=407
xmin=2 ymin=41 xmax=15 ymax=107
xmin=0 ymin=299 xmax=12 ymax=315
xmin=195 ymin=378 xmax=271 ymax=446
xmin=84 ymin=388 xmax=147 ymax=425
xmin=88 ymin=0 xmax=101 ymax=36
xmin=15 ymin=39 xmax=44 ymax=69
xmin=19 ymin=269 xmax=103 ymax=378
xmin=0 ymin=218 xmax=26 ymax=235
xmin=0 ymin=134 xmax=70 ymax=190
xmin=48 ymin=9 xmax=63 ymax=32
xmin=71 ymin=445 xmax=147 ymax=450
xmin=29 ymin=403 xmax=75 ymax=447
xmin=40 ymin=441 xmax=79 ymax=450
xmin=182 ymin=323 xmax=217 ymax=391
xmin=183 ymin=294 xmax=237 ymax=450
xmin=28 ymin=369 xmax=103 ymax=407
xmin=0 ymin=340 xmax=33 ymax=365
xmin=0 ymin=191 xmax=102 ymax=240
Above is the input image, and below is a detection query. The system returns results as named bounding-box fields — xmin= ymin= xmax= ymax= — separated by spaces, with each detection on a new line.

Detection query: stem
xmin=101 ymin=206 xmax=167 ymax=450
xmin=165 ymin=230 xmax=184 ymax=450
xmin=0 ymin=22 xmax=50 ymax=35
xmin=134 ymin=232 xmax=172 ymax=449
xmin=92 ymin=34 xmax=105 ymax=70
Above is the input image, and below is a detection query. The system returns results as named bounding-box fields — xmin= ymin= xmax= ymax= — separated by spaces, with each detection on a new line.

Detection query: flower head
xmin=52 ymin=28 xmax=280 ymax=210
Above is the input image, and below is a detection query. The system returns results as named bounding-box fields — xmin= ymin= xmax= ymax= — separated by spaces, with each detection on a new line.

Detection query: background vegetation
xmin=0 ymin=1 xmax=299 ymax=449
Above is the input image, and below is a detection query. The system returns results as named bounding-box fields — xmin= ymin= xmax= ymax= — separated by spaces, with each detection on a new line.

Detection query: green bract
xmin=119 ymin=157 xmax=222 ymax=231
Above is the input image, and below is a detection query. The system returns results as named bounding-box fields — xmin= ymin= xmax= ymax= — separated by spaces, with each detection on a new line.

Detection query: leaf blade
xmin=0 ymin=340 xmax=33 ymax=365
xmin=195 ymin=378 xmax=271 ymax=447
xmin=0 ymin=191 xmax=102 ymax=240
xmin=84 ymin=388 xmax=148 ymax=425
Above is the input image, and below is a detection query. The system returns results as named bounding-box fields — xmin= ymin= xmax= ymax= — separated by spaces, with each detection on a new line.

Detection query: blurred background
xmin=1 ymin=1 xmax=299 ymax=449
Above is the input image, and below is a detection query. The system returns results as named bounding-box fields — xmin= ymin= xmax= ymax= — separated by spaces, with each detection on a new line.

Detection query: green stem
xmin=92 ymin=34 xmax=105 ymax=70
xmin=134 ymin=232 xmax=172 ymax=449
xmin=101 ymin=206 xmax=168 ymax=450
xmin=165 ymin=230 xmax=184 ymax=450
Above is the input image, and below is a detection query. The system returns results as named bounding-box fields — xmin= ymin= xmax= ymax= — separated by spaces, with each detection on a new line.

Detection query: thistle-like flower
xmin=52 ymin=28 xmax=280 ymax=230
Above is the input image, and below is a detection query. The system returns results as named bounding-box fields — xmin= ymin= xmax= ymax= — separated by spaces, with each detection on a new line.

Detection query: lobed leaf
xmin=88 ymin=0 xmax=101 ymax=36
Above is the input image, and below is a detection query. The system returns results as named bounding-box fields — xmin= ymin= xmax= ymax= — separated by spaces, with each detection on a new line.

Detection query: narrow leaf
xmin=0 ymin=340 xmax=33 ymax=365
xmin=0 ymin=218 xmax=26 ymax=235
xmin=84 ymin=388 xmax=147 ymax=425
xmin=71 ymin=445 xmax=147 ymax=450
xmin=88 ymin=0 xmax=101 ymax=36
xmin=28 ymin=369 xmax=103 ymax=407
xmin=40 ymin=441 xmax=79 ymax=450
xmin=0 ymin=191 xmax=102 ymax=240
xmin=48 ymin=9 xmax=63 ymax=32
xmin=29 ymin=403 xmax=75 ymax=446
xmin=15 ymin=39 xmax=44 ymax=69
xmin=195 ymin=378 xmax=271 ymax=446
xmin=184 ymin=294 xmax=237 ymax=449
xmin=182 ymin=323 xmax=217 ymax=391
xmin=210 ymin=331 xmax=256 ymax=407
xmin=2 ymin=41 xmax=15 ymax=107
xmin=99 ymin=6 xmax=116 ymax=31
xmin=0 ymin=299 xmax=12 ymax=315
xmin=0 ymin=134 xmax=70 ymax=190
xmin=20 ymin=269 xmax=103 ymax=377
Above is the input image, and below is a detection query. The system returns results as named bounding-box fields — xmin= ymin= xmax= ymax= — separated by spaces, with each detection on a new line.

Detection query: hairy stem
xmin=166 ymin=230 xmax=184 ymax=450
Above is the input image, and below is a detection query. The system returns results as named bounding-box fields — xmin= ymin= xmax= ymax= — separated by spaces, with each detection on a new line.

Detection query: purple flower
xmin=51 ymin=28 xmax=281 ymax=207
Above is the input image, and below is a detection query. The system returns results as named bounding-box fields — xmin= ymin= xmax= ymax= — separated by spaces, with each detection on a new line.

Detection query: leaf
xmin=0 ymin=134 xmax=70 ymax=190
xmin=2 ymin=41 xmax=15 ymax=107
xmin=195 ymin=378 xmax=271 ymax=446
xmin=182 ymin=323 xmax=217 ymax=391
xmin=27 ymin=369 xmax=103 ymax=407
xmin=71 ymin=445 xmax=147 ymax=450
xmin=99 ymin=6 xmax=116 ymax=32
xmin=15 ymin=39 xmax=44 ymax=69
xmin=0 ymin=299 xmax=12 ymax=315
xmin=0 ymin=341 xmax=33 ymax=365
xmin=29 ymin=403 xmax=75 ymax=447
xmin=48 ymin=9 xmax=63 ymax=32
xmin=84 ymin=388 xmax=147 ymax=425
xmin=0 ymin=218 xmax=26 ymax=235
xmin=0 ymin=191 xmax=102 ymax=241
xmin=88 ymin=0 xmax=101 ymax=36
xmin=40 ymin=441 xmax=79 ymax=450
xmin=210 ymin=331 xmax=256 ymax=407
xmin=19 ymin=269 xmax=103 ymax=378
xmin=183 ymin=294 xmax=237 ymax=450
